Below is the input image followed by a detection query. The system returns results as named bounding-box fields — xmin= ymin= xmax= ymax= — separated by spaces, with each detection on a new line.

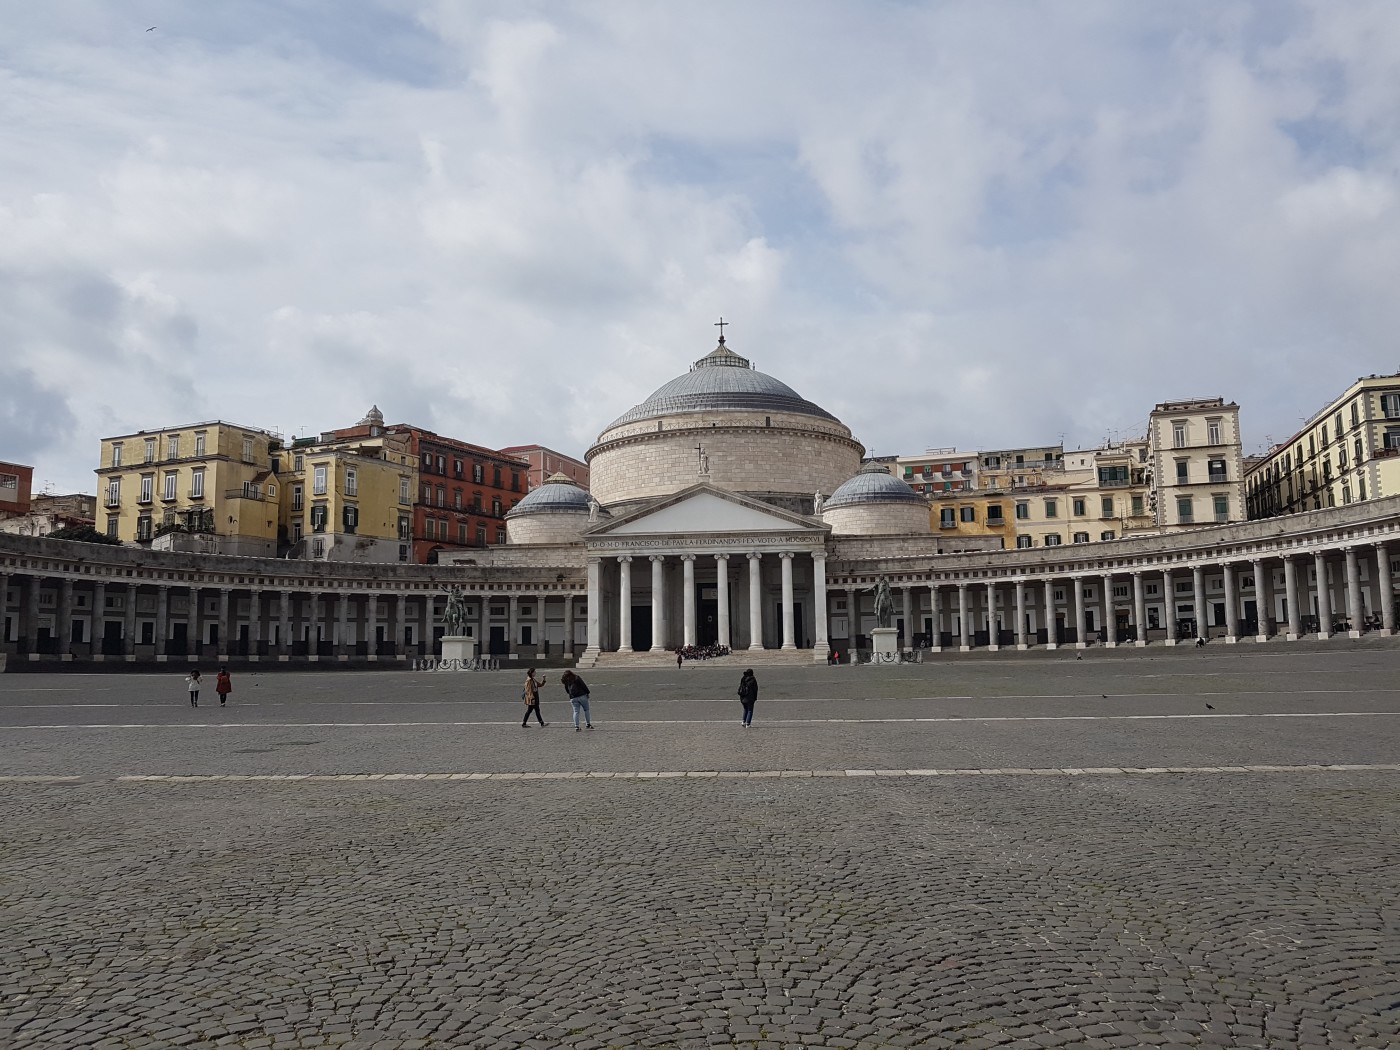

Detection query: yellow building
xmin=929 ymin=492 xmax=1011 ymax=545
xmin=95 ymin=422 xmax=282 ymax=556
xmin=1247 ymin=373 xmax=1400 ymax=519
xmin=993 ymin=441 xmax=1153 ymax=550
xmin=280 ymin=431 xmax=416 ymax=562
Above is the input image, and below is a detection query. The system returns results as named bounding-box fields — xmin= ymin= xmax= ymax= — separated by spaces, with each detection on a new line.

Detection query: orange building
xmin=498 ymin=444 xmax=590 ymax=491
xmin=0 ymin=461 xmax=34 ymax=518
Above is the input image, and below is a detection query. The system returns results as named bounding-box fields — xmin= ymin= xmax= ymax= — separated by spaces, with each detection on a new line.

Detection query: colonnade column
xmin=92 ymin=581 xmax=106 ymax=658
xmin=1014 ymin=580 xmax=1027 ymax=650
xmin=649 ymin=556 xmax=666 ymax=653
xmin=249 ymin=589 xmax=263 ymax=658
xmin=336 ymin=593 xmax=349 ymax=659
xmin=307 ymin=593 xmax=322 ymax=657
xmin=748 ymin=554 xmax=763 ymax=651
xmin=1132 ymin=572 xmax=1147 ymax=647
xmin=985 ymin=581 xmax=998 ymax=651
xmin=55 ymin=579 xmax=73 ymax=658
xmin=280 ymin=591 xmax=292 ymax=657
xmin=563 ymin=595 xmax=574 ymax=655
xmin=1161 ymin=570 xmax=1176 ymax=645
xmin=929 ymin=584 xmax=942 ymax=652
xmin=715 ymin=555 xmax=731 ymax=650
xmin=395 ymin=594 xmax=407 ymax=657
xmin=1284 ymin=555 xmax=1302 ymax=640
xmin=846 ymin=586 xmax=858 ymax=653
xmin=1313 ymin=552 xmax=1332 ymax=640
xmin=536 ymin=594 xmax=546 ymax=655
xmin=1376 ymin=543 xmax=1395 ymax=635
xmin=812 ymin=553 xmax=828 ymax=659
xmin=189 ymin=587 xmax=202 ymax=658
xmin=1101 ymin=574 xmax=1116 ymax=648
xmin=155 ymin=585 xmax=169 ymax=659
xmin=1252 ymin=558 xmax=1269 ymax=642
xmin=1222 ymin=564 xmax=1239 ymax=643
xmin=779 ymin=552 xmax=796 ymax=650
xmin=507 ymin=595 xmax=519 ymax=657
xmin=1072 ymin=577 xmax=1086 ymax=649
xmin=957 ymin=584 xmax=970 ymax=651
xmin=617 ymin=556 xmax=633 ymax=653
xmin=682 ymin=555 xmax=697 ymax=648
xmin=1192 ymin=566 xmax=1207 ymax=643
xmin=1043 ymin=579 xmax=1057 ymax=649
xmin=901 ymin=586 xmax=913 ymax=646
xmin=585 ymin=558 xmax=602 ymax=655
xmin=1344 ymin=547 xmax=1363 ymax=638
xmin=23 ymin=577 xmax=40 ymax=656
xmin=216 ymin=588 xmax=229 ymax=659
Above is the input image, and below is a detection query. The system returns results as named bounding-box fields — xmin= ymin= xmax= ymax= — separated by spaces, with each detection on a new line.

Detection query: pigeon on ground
xmin=1205 ymin=703 xmax=1215 ymax=710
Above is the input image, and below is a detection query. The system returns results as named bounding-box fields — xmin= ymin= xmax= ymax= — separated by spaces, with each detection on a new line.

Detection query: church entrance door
xmin=631 ymin=607 xmax=652 ymax=652
xmin=698 ymin=598 xmax=718 ymax=646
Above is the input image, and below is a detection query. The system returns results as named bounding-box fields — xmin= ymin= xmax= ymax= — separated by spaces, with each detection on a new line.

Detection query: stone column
xmin=1284 ymin=555 xmax=1302 ymax=640
xmin=336 ymin=593 xmax=350 ymax=659
xmin=216 ymin=588 xmax=229 ymax=658
xmin=1192 ymin=566 xmax=1207 ymax=643
xmin=1161 ymin=570 xmax=1176 ymax=645
xmin=280 ymin=591 xmax=292 ymax=657
xmin=189 ymin=586 xmax=202 ymax=658
xmin=24 ymin=576 xmax=41 ymax=656
xmin=1252 ymin=558 xmax=1269 ymax=641
xmin=1014 ymin=579 xmax=1027 ymax=649
xmin=902 ymin=586 xmax=914 ymax=646
xmin=1313 ymin=552 xmax=1332 ymax=640
xmin=535 ymin=593 xmax=547 ymax=655
xmin=306 ymin=593 xmax=321 ymax=657
xmin=563 ymin=594 xmax=575 ymax=655
xmin=748 ymin=553 xmax=764 ymax=651
xmin=1345 ymin=547 xmax=1364 ymax=638
xmin=779 ymin=552 xmax=796 ymax=650
xmin=985 ymin=581 xmax=998 ymax=651
xmin=585 ymin=558 xmax=602 ymax=655
xmin=812 ymin=552 xmax=829 ymax=659
xmin=649 ymin=556 xmax=666 ymax=652
xmin=249 ymin=589 xmax=262 ymax=658
xmin=92 ymin=581 xmax=107 ymax=659
xmin=395 ymin=594 xmax=407 ymax=658
xmin=155 ymin=585 xmax=169 ymax=659
xmin=846 ymin=586 xmax=858 ymax=652
xmin=682 ymin=555 xmax=697 ymax=648
xmin=930 ymin=584 xmax=942 ymax=652
xmin=1132 ymin=572 xmax=1147 ymax=647
xmin=1222 ymin=563 xmax=1239 ymax=643
xmin=57 ymin=579 xmax=74 ymax=658
xmin=0 ymin=572 xmax=7 ymax=646
xmin=1072 ymin=577 xmax=1086 ymax=649
xmin=617 ymin=556 xmax=633 ymax=653
xmin=1376 ymin=543 xmax=1395 ymax=636
xmin=1043 ymin=579 xmax=1057 ymax=649
xmin=957 ymin=583 xmax=971 ymax=651
xmin=507 ymin=595 xmax=519 ymax=657
xmin=1101 ymin=573 xmax=1116 ymax=648
xmin=715 ymin=554 xmax=731 ymax=650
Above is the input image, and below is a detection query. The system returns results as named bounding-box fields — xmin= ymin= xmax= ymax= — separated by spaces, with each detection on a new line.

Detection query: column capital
xmin=616 ymin=554 xmax=632 ymax=564
xmin=812 ymin=550 xmax=827 ymax=562
xmin=747 ymin=551 xmax=762 ymax=562
xmin=779 ymin=551 xmax=796 ymax=560
xmin=649 ymin=554 xmax=666 ymax=563
xmin=714 ymin=552 xmax=730 ymax=562
xmin=1131 ymin=570 xmax=1142 ymax=577
xmin=680 ymin=553 xmax=696 ymax=563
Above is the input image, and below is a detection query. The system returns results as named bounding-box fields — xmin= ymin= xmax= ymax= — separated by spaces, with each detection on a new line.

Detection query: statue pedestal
xmin=869 ymin=627 xmax=899 ymax=664
xmin=440 ymin=636 xmax=477 ymax=666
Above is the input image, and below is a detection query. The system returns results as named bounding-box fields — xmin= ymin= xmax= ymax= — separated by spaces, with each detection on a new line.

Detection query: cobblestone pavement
xmin=2 ymin=648 xmax=1399 ymax=1048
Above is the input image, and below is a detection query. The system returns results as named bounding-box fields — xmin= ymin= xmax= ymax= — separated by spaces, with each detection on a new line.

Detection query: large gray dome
xmin=606 ymin=340 xmax=838 ymax=429
xmin=506 ymin=473 xmax=592 ymax=517
xmin=824 ymin=463 xmax=924 ymax=509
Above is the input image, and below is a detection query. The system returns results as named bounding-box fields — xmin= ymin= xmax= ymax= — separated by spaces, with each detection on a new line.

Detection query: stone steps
xmin=582 ymin=649 xmax=824 ymax=669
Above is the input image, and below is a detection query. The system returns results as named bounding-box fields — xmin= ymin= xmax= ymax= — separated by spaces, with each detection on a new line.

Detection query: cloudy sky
xmin=4 ymin=1 xmax=1400 ymax=493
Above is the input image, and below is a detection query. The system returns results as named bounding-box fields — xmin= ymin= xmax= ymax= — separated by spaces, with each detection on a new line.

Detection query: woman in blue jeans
xmin=560 ymin=670 xmax=594 ymax=731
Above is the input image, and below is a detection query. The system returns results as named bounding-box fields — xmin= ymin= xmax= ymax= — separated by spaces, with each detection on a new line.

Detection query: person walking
xmin=737 ymin=668 xmax=758 ymax=728
xmin=215 ymin=666 xmax=232 ymax=707
xmin=186 ymin=668 xmax=202 ymax=708
xmin=521 ymin=668 xmax=548 ymax=727
xmin=560 ymin=670 xmax=594 ymax=731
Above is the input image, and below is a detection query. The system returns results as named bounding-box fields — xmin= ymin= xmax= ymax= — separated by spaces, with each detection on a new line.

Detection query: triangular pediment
xmin=588 ymin=486 xmax=825 ymax=537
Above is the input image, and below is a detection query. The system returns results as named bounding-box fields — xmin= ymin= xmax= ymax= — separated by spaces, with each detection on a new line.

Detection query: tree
xmin=48 ymin=524 xmax=122 ymax=545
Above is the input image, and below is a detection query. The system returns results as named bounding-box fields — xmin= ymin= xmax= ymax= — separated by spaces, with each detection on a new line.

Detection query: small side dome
xmin=823 ymin=462 xmax=923 ymax=509
xmin=506 ymin=472 xmax=592 ymax=517
xmin=358 ymin=404 xmax=385 ymax=427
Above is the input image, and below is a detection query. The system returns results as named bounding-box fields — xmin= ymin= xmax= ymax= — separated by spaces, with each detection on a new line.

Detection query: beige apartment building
xmin=1002 ymin=440 xmax=1154 ymax=550
xmin=1148 ymin=398 xmax=1245 ymax=530
xmin=1246 ymin=373 xmax=1400 ymax=520
xmin=95 ymin=422 xmax=282 ymax=557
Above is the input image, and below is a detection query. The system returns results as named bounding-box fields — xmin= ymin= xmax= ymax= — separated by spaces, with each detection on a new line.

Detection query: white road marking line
xmin=3 ymin=711 xmax=1400 ymax=731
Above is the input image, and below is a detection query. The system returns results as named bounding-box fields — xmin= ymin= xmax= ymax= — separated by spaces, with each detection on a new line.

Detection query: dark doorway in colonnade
xmin=698 ymin=596 xmax=718 ymax=646
xmin=170 ymin=623 xmax=189 ymax=657
xmin=1243 ymin=599 xmax=1258 ymax=635
xmin=488 ymin=625 xmax=507 ymax=656
xmin=102 ymin=620 xmax=123 ymax=656
xmin=631 ymin=608 xmax=652 ymax=652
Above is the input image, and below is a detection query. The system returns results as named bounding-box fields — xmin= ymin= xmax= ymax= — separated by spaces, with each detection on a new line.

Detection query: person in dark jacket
xmin=560 ymin=670 xmax=594 ymax=731
xmin=737 ymin=669 xmax=758 ymax=728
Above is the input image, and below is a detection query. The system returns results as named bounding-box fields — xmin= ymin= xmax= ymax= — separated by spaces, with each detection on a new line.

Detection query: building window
xmin=1208 ymin=459 xmax=1227 ymax=482
xmin=1131 ymin=494 xmax=1144 ymax=516
xmin=106 ymin=515 xmax=119 ymax=537
xmin=458 ymin=522 xmax=468 ymax=543
xmin=1100 ymin=496 xmax=1114 ymax=517
xmin=190 ymin=469 xmax=205 ymax=498
xmin=1207 ymin=420 xmax=1222 ymax=446
xmin=959 ymin=506 xmax=975 ymax=523
xmin=1044 ymin=499 xmax=1058 ymax=518
xmin=142 ymin=438 xmax=155 ymax=463
xmin=1338 ymin=446 xmax=1348 ymax=469
xmin=346 ymin=469 xmax=357 ymax=497
xmin=1177 ymin=497 xmax=1194 ymax=524
xmin=492 ymin=497 xmax=502 ymax=516
xmin=167 ymin=435 xmax=180 ymax=458
xmin=1381 ymin=394 xmax=1400 ymax=419
xmin=1016 ymin=535 xmax=1033 ymax=549
xmin=1073 ymin=532 xmax=1089 ymax=544
xmin=106 ymin=478 xmax=121 ymax=507
xmin=1342 ymin=484 xmax=1352 ymax=505
xmin=162 ymin=471 xmax=177 ymax=501
xmin=1044 ymin=534 xmax=1062 ymax=546
xmin=242 ymin=437 xmax=254 ymax=463
xmin=424 ymin=518 xmax=435 ymax=540
xmin=495 ymin=527 xmax=506 ymax=544
xmin=422 ymin=453 xmax=433 ymax=470
xmin=940 ymin=507 xmax=956 ymax=528
xmin=1015 ymin=501 xmax=1029 ymax=520
xmin=437 ymin=456 xmax=446 ymax=473
xmin=194 ymin=433 xmax=205 ymax=457
xmin=1321 ymin=423 xmax=1330 ymax=446
xmin=343 ymin=505 xmax=358 ymax=533
xmin=311 ymin=505 xmax=327 ymax=532
xmin=312 ymin=538 xmax=325 ymax=558
xmin=111 ymin=442 xmax=123 ymax=467
xmin=473 ymin=463 xmax=483 ymax=483
xmin=1101 ymin=530 xmax=1116 ymax=541
xmin=1072 ymin=498 xmax=1086 ymax=517
xmin=399 ymin=515 xmax=411 ymax=540
xmin=1351 ymin=402 xmax=1360 ymax=428
xmin=313 ymin=466 xmax=328 ymax=495
xmin=1172 ymin=422 xmax=1187 ymax=449
xmin=433 ymin=486 xmax=443 ymax=507
xmin=292 ymin=485 xmax=303 ymax=511
xmin=1176 ymin=460 xmax=1189 ymax=482
xmin=454 ymin=489 xmax=462 ymax=510
xmin=454 ymin=459 xmax=463 ymax=477
xmin=139 ymin=474 xmax=154 ymax=503
xmin=477 ymin=524 xmax=487 ymax=545
xmin=400 ymin=477 xmax=411 ymax=505
xmin=136 ymin=515 xmax=152 ymax=541
xmin=986 ymin=505 xmax=1004 ymax=524
xmin=1355 ymin=438 xmax=1364 ymax=464
xmin=1213 ymin=495 xmax=1229 ymax=522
